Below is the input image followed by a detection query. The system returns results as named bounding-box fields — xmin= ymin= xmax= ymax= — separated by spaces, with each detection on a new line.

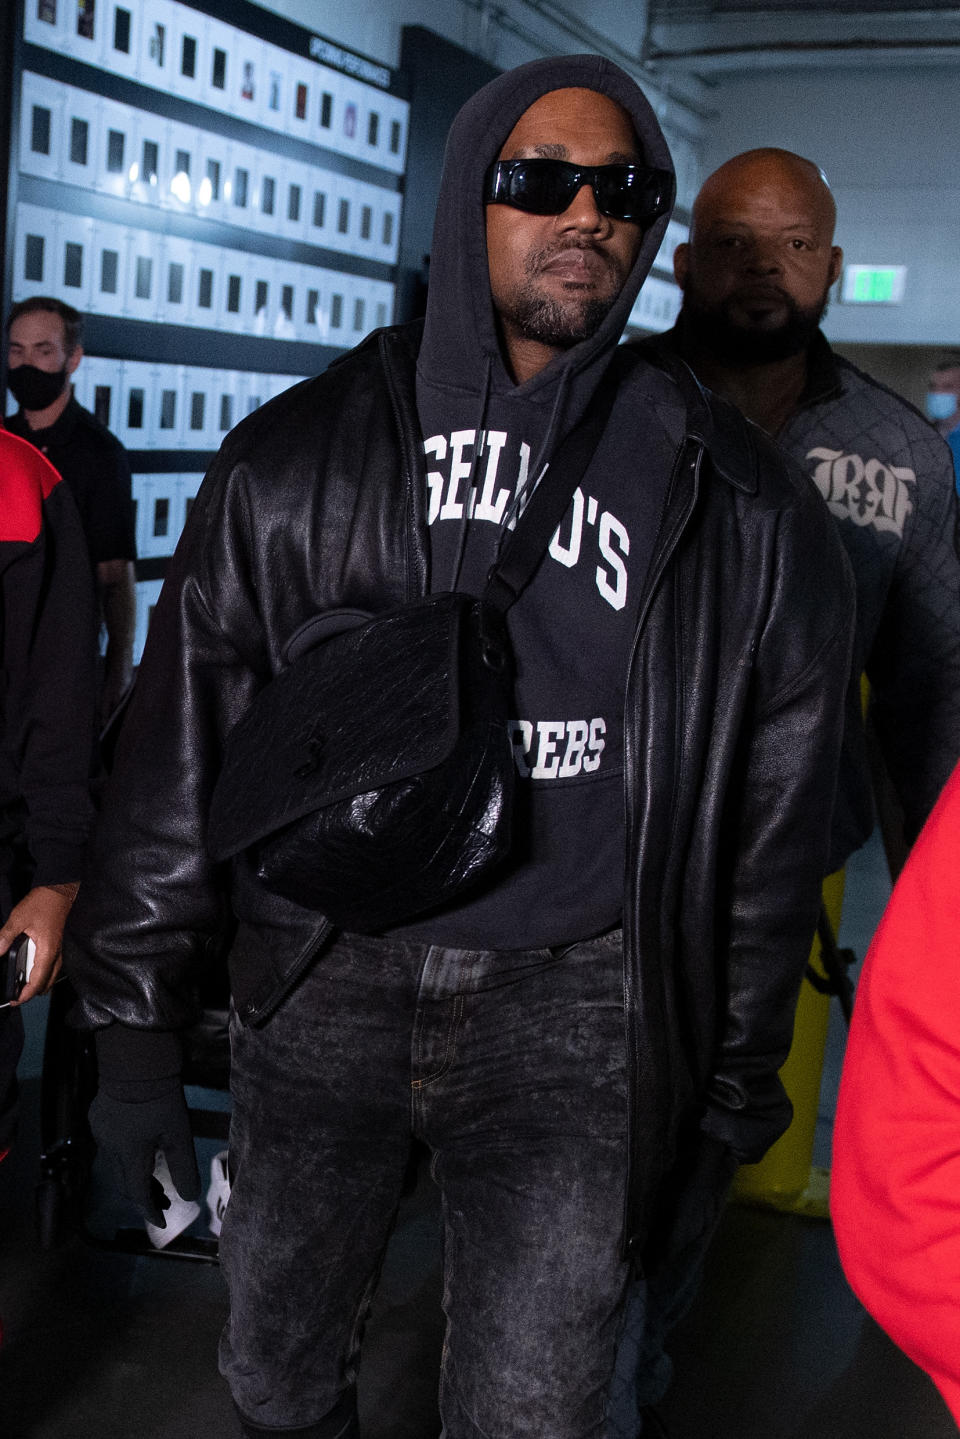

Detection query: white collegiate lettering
xmin=439 ymin=430 xmax=477 ymax=521
xmin=549 ymin=489 xmax=585 ymax=567
xmin=585 ymin=717 xmax=606 ymax=772
xmin=509 ymin=718 xmax=607 ymax=779
xmin=558 ymin=719 xmax=589 ymax=778
xmin=424 ymin=434 xmax=447 ymax=525
xmin=505 ymin=442 xmax=534 ymax=531
xmin=807 ymin=447 xmax=916 ymax=538
xmin=474 ymin=430 xmax=512 ymax=524
xmin=546 ymin=484 xmax=632 ymax=610
xmin=531 ymin=720 xmax=568 ymax=778
xmin=422 ymin=432 xmax=634 ymax=608
xmin=423 ymin=429 xmax=525 ymax=528
xmin=596 ymin=513 xmax=629 ymax=611
xmin=509 ymin=720 xmax=534 ymax=779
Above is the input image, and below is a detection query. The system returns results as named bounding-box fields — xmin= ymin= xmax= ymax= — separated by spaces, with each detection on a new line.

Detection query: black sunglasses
xmin=484 ymin=158 xmax=674 ymax=224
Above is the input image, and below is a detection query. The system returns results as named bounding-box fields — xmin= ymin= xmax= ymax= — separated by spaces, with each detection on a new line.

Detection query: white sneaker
xmin=206 ymin=1149 xmax=231 ymax=1238
xmin=145 ymin=1149 xmax=202 ymax=1250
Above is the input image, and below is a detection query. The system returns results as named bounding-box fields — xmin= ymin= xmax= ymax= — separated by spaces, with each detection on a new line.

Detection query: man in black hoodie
xmin=65 ymin=57 xmax=854 ymax=1438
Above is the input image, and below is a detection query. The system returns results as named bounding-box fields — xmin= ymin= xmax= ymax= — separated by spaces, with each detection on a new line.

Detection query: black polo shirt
xmin=6 ymin=396 xmax=136 ymax=567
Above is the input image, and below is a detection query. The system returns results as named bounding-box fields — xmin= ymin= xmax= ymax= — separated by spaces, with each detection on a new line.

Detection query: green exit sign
xmin=841 ymin=265 xmax=907 ymax=305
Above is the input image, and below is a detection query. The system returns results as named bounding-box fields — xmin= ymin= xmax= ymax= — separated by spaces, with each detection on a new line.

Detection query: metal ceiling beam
xmin=647 ymin=8 xmax=960 ymax=71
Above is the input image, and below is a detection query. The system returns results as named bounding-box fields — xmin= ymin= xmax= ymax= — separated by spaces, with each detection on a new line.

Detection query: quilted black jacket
xmin=64 ymin=323 xmax=855 ymax=1251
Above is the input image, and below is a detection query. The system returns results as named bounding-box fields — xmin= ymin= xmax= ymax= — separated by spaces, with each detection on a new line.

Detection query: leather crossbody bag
xmin=207 ymin=387 xmax=613 ymax=933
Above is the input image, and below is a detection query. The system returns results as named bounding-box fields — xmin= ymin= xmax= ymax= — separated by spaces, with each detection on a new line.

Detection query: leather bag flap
xmin=207 ymin=593 xmax=467 ymax=861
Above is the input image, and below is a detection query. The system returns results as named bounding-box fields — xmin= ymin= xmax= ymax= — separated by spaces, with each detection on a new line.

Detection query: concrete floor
xmin=0 ymin=831 xmax=954 ymax=1438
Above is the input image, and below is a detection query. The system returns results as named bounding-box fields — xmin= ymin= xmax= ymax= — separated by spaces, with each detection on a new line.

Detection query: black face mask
xmin=6 ymin=363 xmax=69 ymax=412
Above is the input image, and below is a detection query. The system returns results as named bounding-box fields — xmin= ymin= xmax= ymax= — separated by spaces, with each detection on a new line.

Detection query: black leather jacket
xmin=65 ymin=324 xmax=855 ymax=1251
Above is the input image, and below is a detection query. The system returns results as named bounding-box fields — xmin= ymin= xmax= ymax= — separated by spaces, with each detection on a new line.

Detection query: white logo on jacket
xmin=806 ymin=447 xmax=915 ymax=538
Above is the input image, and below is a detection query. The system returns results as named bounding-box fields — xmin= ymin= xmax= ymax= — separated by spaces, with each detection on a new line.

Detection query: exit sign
xmin=841 ymin=266 xmax=907 ymax=304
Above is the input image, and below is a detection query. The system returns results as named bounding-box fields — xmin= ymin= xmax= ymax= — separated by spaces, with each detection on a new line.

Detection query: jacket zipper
xmin=620 ymin=434 xmax=704 ymax=1260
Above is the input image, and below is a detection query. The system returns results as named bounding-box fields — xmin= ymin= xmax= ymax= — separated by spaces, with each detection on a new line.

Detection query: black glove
xmin=91 ymin=1025 xmax=201 ymax=1227
xmin=644 ymin=1132 xmax=739 ymax=1279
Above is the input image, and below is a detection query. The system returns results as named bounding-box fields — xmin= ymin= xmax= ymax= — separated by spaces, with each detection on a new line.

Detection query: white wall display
xmin=14 ymin=201 xmax=396 ymax=340
xmin=652 ymin=219 xmax=688 ymax=282
xmin=88 ymin=218 xmax=131 ymax=318
xmin=628 ymin=274 xmax=683 ymax=335
xmin=20 ymin=73 xmax=403 ymax=268
xmin=105 ymin=2 xmax=144 ymax=83
xmin=132 ymin=580 xmax=164 ymax=665
xmin=168 ymin=8 xmax=207 ymax=103
xmin=141 ymin=5 xmax=178 ymax=91
xmin=20 ymin=72 xmax=63 ymax=182
xmin=12 ymin=0 xmax=405 ymax=658
xmin=23 ymin=0 xmax=69 ymax=55
xmin=68 ymin=357 xmax=303 ymax=453
xmin=24 ymin=0 xmax=408 ymax=172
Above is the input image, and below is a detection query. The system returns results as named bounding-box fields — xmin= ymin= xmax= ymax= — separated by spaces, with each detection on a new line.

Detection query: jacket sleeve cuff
xmin=95 ymin=1025 xmax=184 ymax=1100
xmin=29 ymin=843 xmax=88 ymax=889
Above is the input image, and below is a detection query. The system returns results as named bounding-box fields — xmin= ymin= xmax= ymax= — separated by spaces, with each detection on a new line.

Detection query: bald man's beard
xmin=679 ymin=277 xmax=830 ymax=366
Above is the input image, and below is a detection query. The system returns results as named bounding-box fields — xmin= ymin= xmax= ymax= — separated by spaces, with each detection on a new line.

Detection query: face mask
xmin=6 ymin=363 xmax=69 ymax=412
xmin=925 ymin=391 xmax=958 ymax=423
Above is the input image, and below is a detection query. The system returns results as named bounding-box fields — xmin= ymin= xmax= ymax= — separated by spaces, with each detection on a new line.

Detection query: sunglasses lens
xmin=509 ymin=161 xmax=577 ymax=215
xmin=597 ymin=168 xmax=670 ymax=222
xmin=595 ymin=168 xmax=636 ymax=220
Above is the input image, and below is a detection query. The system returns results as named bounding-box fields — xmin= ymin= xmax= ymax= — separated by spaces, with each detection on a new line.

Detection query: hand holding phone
xmin=1 ymin=934 xmax=36 ymax=1007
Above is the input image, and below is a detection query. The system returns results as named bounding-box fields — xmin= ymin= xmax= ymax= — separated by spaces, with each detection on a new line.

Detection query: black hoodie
xmin=400 ymin=55 xmax=682 ymax=947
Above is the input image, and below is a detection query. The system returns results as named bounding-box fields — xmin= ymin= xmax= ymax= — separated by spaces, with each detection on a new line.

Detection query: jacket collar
xmin=12 ymin=393 xmax=81 ymax=449
xmin=795 ymin=330 xmax=844 ymax=410
xmin=631 ymin=334 xmax=759 ymax=495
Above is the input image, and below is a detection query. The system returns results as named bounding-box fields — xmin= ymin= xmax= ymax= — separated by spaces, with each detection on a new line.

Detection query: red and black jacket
xmin=0 ymin=429 xmax=96 ymax=887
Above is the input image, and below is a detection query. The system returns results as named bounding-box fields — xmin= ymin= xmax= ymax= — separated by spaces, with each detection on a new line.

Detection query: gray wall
xmin=253 ymin=0 xmax=648 ymax=77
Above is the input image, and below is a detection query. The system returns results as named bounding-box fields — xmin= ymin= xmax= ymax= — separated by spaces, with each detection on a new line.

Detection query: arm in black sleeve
xmin=867 ymin=435 xmax=960 ymax=843
xmin=703 ymin=494 xmax=857 ymax=1162
xmin=63 ymin=434 xmax=268 ymax=1034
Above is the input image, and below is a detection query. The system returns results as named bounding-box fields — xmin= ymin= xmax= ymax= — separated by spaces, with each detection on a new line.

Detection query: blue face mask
xmin=925 ymin=391 xmax=958 ymax=422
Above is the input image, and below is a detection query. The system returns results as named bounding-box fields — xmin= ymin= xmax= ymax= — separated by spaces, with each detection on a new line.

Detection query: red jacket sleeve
xmin=832 ymin=760 xmax=960 ymax=1423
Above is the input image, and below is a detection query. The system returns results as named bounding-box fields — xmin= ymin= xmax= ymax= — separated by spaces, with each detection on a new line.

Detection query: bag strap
xmin=482 ymin=355 xmax=632 ymax=614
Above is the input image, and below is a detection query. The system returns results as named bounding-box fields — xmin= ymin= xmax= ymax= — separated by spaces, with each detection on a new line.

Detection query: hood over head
xmin=417 ymin=53 xmax=675 ymax=429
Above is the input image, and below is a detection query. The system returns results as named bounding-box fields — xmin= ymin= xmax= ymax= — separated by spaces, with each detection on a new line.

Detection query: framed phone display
xmin=3 ymin=0 xmax=408 ymax=659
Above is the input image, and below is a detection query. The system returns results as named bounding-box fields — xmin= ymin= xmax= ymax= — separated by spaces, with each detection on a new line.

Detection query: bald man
xmin=662 ymin=147 xmax=960 ymax=874
xmin=609 ymin=149 xmax=960 ymax=1438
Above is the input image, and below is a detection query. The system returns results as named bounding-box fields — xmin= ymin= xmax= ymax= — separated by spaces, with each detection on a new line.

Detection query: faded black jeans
xmin=219 ymin=927 xmax=631 ymax=1437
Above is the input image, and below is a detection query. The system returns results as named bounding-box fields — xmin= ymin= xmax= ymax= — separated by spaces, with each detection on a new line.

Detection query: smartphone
xmin=1 ymin=934 xmax=36 ymax=1006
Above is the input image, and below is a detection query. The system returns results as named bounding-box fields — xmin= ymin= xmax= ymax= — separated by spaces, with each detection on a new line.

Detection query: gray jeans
xmin=219 ymin=927 xmax=632 ymax=1437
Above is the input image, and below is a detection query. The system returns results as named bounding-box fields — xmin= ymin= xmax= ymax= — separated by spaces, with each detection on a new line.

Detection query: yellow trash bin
xmin=733 ymin=866 xmax=846 ymax=1217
